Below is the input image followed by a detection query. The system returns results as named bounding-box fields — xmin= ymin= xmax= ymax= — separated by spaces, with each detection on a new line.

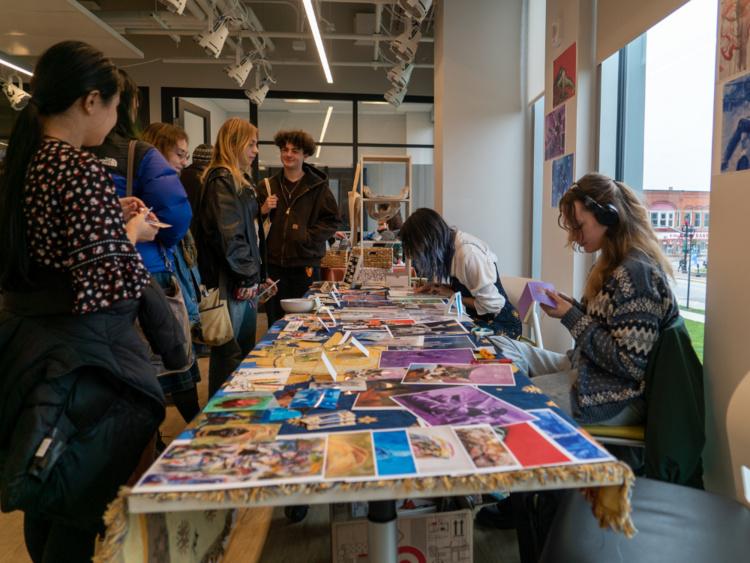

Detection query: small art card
xmin=552 ymin=42 xmax=577 ymax=108
xmin=551 ymin=153 xmax=574 ymax=208
xmin=324 ymin=431 xmax=376 ymax=480
xmin=372 ymin=429 xmax=418 ymax=477
xmin=402 ymin=363 xmax=515 ymax=386
xmin=290 ymin=388 xmax=341 ymax=410
xmin=342 ymin=367 xmax=407 ymax=381
xmin=407 ymin=426 xmax=473 ymax=476
xmin=378 ymin=348 xmax=475 ymax=369
xmin=223 ymin=367 xmax=291 ymax=393
xmin=422 ymin=335 xmax=477 ymax=350
xmin=389 ymin=320 xmax=469 ymax=336
xmin=528 ymin=409 xmax=613 ymax=462
xmin=453 ymin=425 xmax=520 ymax=471
xmin=392 ymin=386 xmax=536 ymax=427
xmin=497 ymin=422 xmax=571 ymax=468
xmin=544 ymin=104 xmax=566 ymax=161
xmin=205 ymin=392 xmax=277 ymax=413
xmin=517 ymin=281 xmax=557 ymax=322
xmin=352 ymin=378 xmax=422 ymax=410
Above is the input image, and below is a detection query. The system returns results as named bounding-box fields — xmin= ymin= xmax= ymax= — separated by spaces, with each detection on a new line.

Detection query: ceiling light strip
xmin=302 ymin=0 xmax=333 ymax=84
xmin=0 ymin=57 xmax=33 ymax=77
xmin=315 ymin=105 xmax=334 ymax=158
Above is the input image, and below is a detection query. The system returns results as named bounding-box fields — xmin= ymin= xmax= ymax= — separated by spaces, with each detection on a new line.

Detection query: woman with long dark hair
xmin=0 ymin=41 xmax=184 ymax=562
xmin=492 ymin=173 xmax=682 ymax=425
xmin=399 ymin=208 xmax=521 ymax=338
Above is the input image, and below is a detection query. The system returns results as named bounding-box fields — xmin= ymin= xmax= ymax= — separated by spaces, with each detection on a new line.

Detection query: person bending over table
xmin=492 ymin=173 xmax=679 ymax=425
xmin=399 ymin=208 xmax=521 ymax=338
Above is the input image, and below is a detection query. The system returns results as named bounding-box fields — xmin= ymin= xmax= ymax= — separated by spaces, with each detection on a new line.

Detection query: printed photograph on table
xmin=290 ymin=388 xmax=341 ymax=409
xmin=544 ymin=104 xmax=566 ymax=160
xmin=721 ymin=72 xmax=750 ymax=172
xmin=453 ymin=425 xmax=520 ymax=471
xmin=223 ymin=367 xmax=291 ymax=393
xmin=135 ymin=437 xmax=326 ymax=492
xmin=718 ymin=0 xmax=750 ymax=81
xmin=352 ymin=378 xmax=424 ymax=410
xmin=342 ymin=367 xmax=407 ymax=381
xmin=204 ymin=392 xmax=277 ymax=413
xmin=392 ymin=386 xmax=537 ymax=427
xmin=325 ymin=431 xmax=376 ymax=479
xmin=407 ymin=426 xmax=473 ymax=475
xmin=497 ymin=422 xmax=571 ymax=468
xmin=422 ymin=335 xmax=477 ymax=349
xmin=389 ymin=319 xmax=469 ymax=336
xmin=552 ymin=42 xmax=576 ymax=107
xmin=372 ymin=429 xmax=418 ymax=476
xmin=402 ymin=363 xmax=515 ymax=386
xmin=193 ymin=422 xmax=280 ymax=445
xmin=551 ymin=153 xmax=574 ymax=207
xmin=378 ymin=348 xmax=476 ymax=368
xmin=528 ymin=408 xmax=613 ymax=462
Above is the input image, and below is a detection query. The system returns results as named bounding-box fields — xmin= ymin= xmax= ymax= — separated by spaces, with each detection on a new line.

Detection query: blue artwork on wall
xmin=721 ymin=72 xmax=750 ymax=173
xmin=544 ymin=104 xmax=566 ymax=160
xmin=551 ymin=153 xmax=574 ymax=207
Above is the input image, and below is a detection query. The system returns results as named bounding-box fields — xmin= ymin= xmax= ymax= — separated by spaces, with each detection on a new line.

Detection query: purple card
xmin=391 ymin=385 xmax=537 ymax=427
xmin=378 ymin=348 xmax=475 ymax=368
xmin=517 ymin=281 xmax=556 ymax=321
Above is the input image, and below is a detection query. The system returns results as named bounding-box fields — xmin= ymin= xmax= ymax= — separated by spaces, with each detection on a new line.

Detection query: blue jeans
xmin=228 ymin=297 xmax=257 ymax=357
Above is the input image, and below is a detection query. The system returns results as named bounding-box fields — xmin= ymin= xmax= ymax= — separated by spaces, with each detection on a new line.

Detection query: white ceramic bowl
xmin=281 ymin=298 xmax=317 ymax=313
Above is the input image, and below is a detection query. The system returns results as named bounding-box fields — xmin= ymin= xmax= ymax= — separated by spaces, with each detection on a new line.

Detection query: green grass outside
xmin=683 ymin=306 xmax=705 ymax=315
xmin=683 ymin=318 xmax=704 ymax=362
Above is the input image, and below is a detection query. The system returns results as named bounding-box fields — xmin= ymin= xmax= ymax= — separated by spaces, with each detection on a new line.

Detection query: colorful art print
xmin=719 ymin=0 xmax=750 ymax=81
xmin=352 ymin=378 xmax=422 ymax=410
xmin=290 ymin=388 xmax=341 ymax=410
xmin=325 ymin=431 xmax=376 ymax=479
xmin=499 ymin=422 xmax=571 ymax=468
xmin=422 ymin=336 xmax=477 ymax=350
xmin=136 ymin=437 xmax=326 ymax=491
xmin=406 ymin=426 xmax=473 ymax=475
xmin=308 ymin=379 xmax=368 ymax=392
xmin=544 ymin=104 xmax=566 ymax=161
xmin=342 ymin=368 xmax=407 ymax=381
xmin=223 ymin=367 xmax=291 ymax=393
xmin=252 ymin=341 xmax=384 ymax=375
xmin=193 ymin=422 xmax=280 ymax=445
xmin=204 ymin=393 xmax=276 ymax=413
xmin=552 ymin=43 xmax=576 ymax=107
xmin=388 ymin=320 xmax=469 ymax=336
xmin=453 ymin=425 xmax=520 ymax=470
xmin=721 ymin=73 xmax=750 ymax=172
xmin=350 ymin=331 xmax=424 ymax=347
xmin=551 ymin=153 xmax=574 ymax=208
xmin=389 ymin=296 xmax=447 ymax=305
xmin=528 ymin=409 xmax=612 ymax=462
xmin=378 ymin=348 xmax=475 ymax=368
xmin=392 ymin=386 xmax=536 ymax=427
xmin=402 ymin=363 xmax=515 ymax=386
xmin=372 ymin=430 xmax=418 ymax=477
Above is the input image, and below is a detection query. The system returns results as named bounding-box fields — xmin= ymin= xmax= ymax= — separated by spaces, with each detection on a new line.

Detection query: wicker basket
xmin=321 ymin=249 xmax=350 ymax=268
xmin=353 ymin=246 xmax=394 ymax=269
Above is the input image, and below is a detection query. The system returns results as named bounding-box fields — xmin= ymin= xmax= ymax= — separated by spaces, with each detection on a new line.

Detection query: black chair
xmin=539 ymin=477 xmax=750 ymax=563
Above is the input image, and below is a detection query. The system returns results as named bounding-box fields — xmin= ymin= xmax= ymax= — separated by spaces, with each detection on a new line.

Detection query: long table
xmin=99 ymin=290 xmax=636 ymax=563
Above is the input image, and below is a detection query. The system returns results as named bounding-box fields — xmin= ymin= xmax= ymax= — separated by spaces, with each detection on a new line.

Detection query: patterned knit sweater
xmin=560 ymin=250 xmax=679 ymax=423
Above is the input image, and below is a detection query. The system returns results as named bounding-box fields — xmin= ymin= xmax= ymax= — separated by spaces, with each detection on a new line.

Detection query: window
xmin=693 ymin=212 xmax=701 ymax=227
xmin=704 ymin=212 xmax=710 ymax=227
xmin=651 ymin=211 xmax=659 ymax=227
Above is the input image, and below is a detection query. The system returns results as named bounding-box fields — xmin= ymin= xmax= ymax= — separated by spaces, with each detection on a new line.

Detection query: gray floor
xmin=258 ymin=504 xmax=521 ymax=562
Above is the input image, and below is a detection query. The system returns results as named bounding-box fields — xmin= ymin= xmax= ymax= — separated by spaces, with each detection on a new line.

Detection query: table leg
xmin=367 ymin=500 xmax=397 ymax=563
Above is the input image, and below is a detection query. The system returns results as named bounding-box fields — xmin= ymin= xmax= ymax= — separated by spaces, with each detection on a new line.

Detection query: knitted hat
xmin=191 ymin=143 xmax=213 ymax=165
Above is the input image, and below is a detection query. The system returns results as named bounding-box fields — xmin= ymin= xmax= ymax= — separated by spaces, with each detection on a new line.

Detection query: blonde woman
xmin=493 ymin=173 xmax=681 ymax=425
xmin=193 ymin=118 xmax=277 ymax=394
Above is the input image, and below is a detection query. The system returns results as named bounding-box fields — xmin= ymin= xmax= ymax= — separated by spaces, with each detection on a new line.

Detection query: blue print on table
xmin=529 ymin=409 xmax=577 ymax=437
xmin=290 ymin=388 xmax=341 ymax=410
xmin=373 ymin=430 xmax=418 ymax=476
xmin=554 ymin=434 xmax=610 ymax=461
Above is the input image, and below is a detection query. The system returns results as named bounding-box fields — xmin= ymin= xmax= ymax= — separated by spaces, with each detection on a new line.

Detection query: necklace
xmin=281 ymin=175 xmax=303 ymax=202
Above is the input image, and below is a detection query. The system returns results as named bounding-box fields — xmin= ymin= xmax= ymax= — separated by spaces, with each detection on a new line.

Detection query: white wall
xmin=434 ymin=0 xmax=528 ymax=276
xmin=183 ymin=97 xmax=227 ymax=150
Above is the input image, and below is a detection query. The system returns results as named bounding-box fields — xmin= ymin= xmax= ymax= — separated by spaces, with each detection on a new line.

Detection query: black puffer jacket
xmin=193 ymin=167 xmax=265 ymax=291
xmin=0 ymin=278 xmax=186 ymax=528
xmin=262 ymin=163 xmax=340 ymax=267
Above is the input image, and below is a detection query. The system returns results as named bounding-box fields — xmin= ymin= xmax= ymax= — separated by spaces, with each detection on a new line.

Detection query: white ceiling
xmin=0 ymin=0 xmax=143 ymax=58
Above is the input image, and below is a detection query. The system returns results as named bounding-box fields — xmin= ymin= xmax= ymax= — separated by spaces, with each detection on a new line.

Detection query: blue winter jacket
xmin=90 ymin=134 xmax=193 ymax=273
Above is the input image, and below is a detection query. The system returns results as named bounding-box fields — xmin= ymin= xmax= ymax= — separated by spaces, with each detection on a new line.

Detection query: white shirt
xmin=450 ymin=231 xmax=506 ymax=316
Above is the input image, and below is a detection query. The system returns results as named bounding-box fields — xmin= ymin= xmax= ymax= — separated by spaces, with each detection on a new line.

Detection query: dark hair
xmin=0 ymin=41 xmax=120 ymax=289
xmin=273 ymin=129 xmax=316 ymax=157
xmin=142 ymin=122 xmax=188 ymax=156
xmin=399 ymin=208 xmax=455 ymax=282
xmin=112 ymin=68 xmax=141 ymax=139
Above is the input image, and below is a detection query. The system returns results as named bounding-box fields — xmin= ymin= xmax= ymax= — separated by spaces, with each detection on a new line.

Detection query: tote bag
xmin=195 ymin=284 xmax=234 ymax=346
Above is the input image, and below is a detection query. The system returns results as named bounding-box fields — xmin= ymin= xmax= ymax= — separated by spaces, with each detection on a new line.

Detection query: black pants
xmin=24 ymin=512 xmax=98 ymax=563
xmin=265 ymin=265 xmax=319 ymax=326
xmin=208 ymin=338 xmax=243 ymax=397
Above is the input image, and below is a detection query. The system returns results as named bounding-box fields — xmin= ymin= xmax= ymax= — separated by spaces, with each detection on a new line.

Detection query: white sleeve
xmin=455 ymin=247 xmax=506 ymax=316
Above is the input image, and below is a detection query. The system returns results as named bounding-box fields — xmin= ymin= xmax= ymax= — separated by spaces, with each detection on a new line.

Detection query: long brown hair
xmin=202 ymin=118 xmax=257 ymax=190
xmin=558 ymin=173 xmax=673 ymax=301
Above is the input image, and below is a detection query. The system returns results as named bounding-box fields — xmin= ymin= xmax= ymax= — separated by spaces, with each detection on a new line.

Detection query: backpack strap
xmin=126 ymin=139 xmax=137 ymax=197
